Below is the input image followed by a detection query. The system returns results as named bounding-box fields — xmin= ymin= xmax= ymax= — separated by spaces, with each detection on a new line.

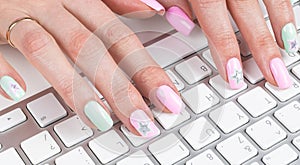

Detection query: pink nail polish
xmin=226 ymin=58 xmax=245 ymax=89
xmin=140 ymin=0 xmax=165 ymax=15
xmin=165 ymin=6 xmax=195 ymax=36
xmin=270 ymin=58 xmax=292 ymax=89
xmin=156 ymin=85 xmax=183 ymax=114
xmin=130 ymin=110 xmax=160 ymax=138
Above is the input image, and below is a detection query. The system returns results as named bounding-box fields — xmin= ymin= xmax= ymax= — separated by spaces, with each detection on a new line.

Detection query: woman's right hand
xmin=0 ymin=0 xmax=184 ymax=137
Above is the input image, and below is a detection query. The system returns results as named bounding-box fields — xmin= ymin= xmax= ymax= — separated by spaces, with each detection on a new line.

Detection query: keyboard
xmin=1 ymin=1 xmax=300 ymax=165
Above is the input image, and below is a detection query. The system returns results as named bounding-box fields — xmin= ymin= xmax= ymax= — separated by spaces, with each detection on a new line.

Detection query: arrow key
xmin=0 ymin=108 xmax=26 ymax=132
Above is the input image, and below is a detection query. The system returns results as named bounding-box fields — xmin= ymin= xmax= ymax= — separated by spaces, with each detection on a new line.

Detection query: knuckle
xmin=22 ymin=28 xmax=52 ymax=58
xmin=211 ymin=30 xmax=240 ymax=54
xmin=135 ymin=66 xmax=161 ymax=83
xmin=68 ymin=29 xmax=90 ymax=57
xmin=255 ymin=31 xmax=276 ymax=49
xmin=98 ymin=19 xmax=133 ymax=47
xmin=275 ymin=0 xmax=290 ymax=9
xmin=57 ymin=76 xmax=75 ymax=100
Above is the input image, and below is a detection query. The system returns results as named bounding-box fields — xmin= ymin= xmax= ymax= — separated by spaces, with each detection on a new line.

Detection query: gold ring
xmin=6 ymin=17 xmax=39 ymax=48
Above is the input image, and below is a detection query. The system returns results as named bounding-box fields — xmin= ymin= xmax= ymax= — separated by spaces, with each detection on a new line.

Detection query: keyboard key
xmin=27 ymin=93 xmax=67 ymax=127
xmin=294 ymin=6 xmax=300 ymax=30
xmin=292 ymin=63 xmax=300 ymax=79
xmin=186 ymin=149 xmax=224 ymax=165
xmin=292 ymin=135 xmax=300 ymax=151
xmin=54 ymin=116 xmax=93 ymax=147
xmin=116 ymin=150 xmax=154 ymax=165
xmin=182 ymin=83 xmax=219 ymax=114
xmin=274 ymin=101 xmax=300 ymax=133
xmin=89 ymin=130 xmax=129 ymax=164
xmin=120 ymin=125 xmax=159 ymax=147
xmin=236 ymin=33 xmax=251 ymax=57
xmin=246 ymin=116 xmax=287 ymax=150
xmin=209 ymin=102 xmax=249 ymax=134
xmin=243 ymin=58 xmax=264 ymax=84
xmin=237 ymin=87 xmax=277 ymax=117
xmin=216 ymin=133 xmax=258 ymax=165
xmin=55 ymin=147 xmax=95 ymax=165
xmin=179 ymin=117 xmax=220 ymax=150
xmin=262 ymin=144 xmax=298 ymax=165
xmin=21 ymin=131 xmax=61 ymax=164
xmin=209 ymin=75 xmax=247 ymax=99
xmin=152 ymin=108 xmax=190 ymax=130
xmin=250 ymin=162 xmax=259 ymax=165
xmin=165 ymin=70 xmax=184 ymax=91
xmin=265 ymin=77 xmax=300 ymax=102
xmin=202 ymin=49 xmax=217 ymax=69
xmin=147 ymin=26 xmax=208 ymax=68
xmin=148 ymin=133 xmax=189 ymax=165
xmin=175 ymin=57 xmax=212 ymax=84
xmin=0 ymin=148 xmax=25 ymax=165
xmin=0 ymin=108 xmax=26 ymax=132
xmin=281 ymin=49 xmax=300 ymax=67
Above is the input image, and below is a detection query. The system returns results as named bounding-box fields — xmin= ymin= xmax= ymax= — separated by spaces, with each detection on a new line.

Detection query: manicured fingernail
xmin=282 ymin=23 xmax=299 ymax=53
xmin=84 ymin=101 xmax=113 ymax=132
xmin=226 ymin=58 xmax=245 ymax=89
xmin=270 ymin=58 xmax=292 ymax=89
xmin=140 ymin=0 xmax=165 ymax=15
xmin=0 ymin=76 xmax=25 ymax=101
xmin=165 ymin=6 xmax=195 ymax=36
xmin=130 ymin=110 xmax=159 ymax=138
xmin=156 ymin=85 xmax=183 ymax=114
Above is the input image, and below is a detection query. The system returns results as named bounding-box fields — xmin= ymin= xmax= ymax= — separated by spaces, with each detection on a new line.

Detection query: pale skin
xmin=0 ymin=0 xmax=296 ymax=135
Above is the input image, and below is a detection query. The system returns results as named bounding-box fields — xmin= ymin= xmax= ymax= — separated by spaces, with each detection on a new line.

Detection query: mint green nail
xmin=282 ymin=23 xmax=299 ymax=53
xmin=0 ymin=76 xmax=25 ymax=101
xmin=84 ymin=101 xmax=113 ymax=132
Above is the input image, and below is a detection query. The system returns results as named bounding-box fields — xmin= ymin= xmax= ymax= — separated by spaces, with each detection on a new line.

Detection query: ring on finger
xmin=6 ymin=17 xmax=39 ymax=48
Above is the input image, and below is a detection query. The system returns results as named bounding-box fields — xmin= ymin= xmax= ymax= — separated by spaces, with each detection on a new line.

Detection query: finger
xmin=102 ymin=0 xmax=165 ymax=18
xmin=33 ymin=4 xmax=159 ymax=137
xmin=228 ymin=0 xmax=292 ymax=89
xmin=63 ymin=0 xmax=184 ymax=114
xmin=1 ymin=16 xmax=113 ymax=131
xmin=157 ymin=0 xmax=195 ymax=35
xmin=190 ymin=0 xmax=245 ymax=89
xmin=264 ymin=0 xmax=299 ymax=53
xmin=0 ymin=52 xmax=26 ymax=101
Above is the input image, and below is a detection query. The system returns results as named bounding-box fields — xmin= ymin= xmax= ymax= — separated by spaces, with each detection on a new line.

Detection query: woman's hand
xmin=107 ymin=0 xmax=299 ymax=89
xmin=0 ymin=0 xmax=184 ymax=137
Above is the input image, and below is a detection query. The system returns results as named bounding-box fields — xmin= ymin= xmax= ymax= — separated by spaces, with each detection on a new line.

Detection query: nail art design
xmin=226 ymin=58 xmax=245 ymax=89
xmin=0 ymin=76 xmax=25 ymax=101
xmin=140 ymin=0 xmax=165 ymax=15
xmin=270 ymin=58 xmax=292 ymax=89
xmin=282 ymin=23 xmax=299 ymax=53
xmin=130 ymin=110 xmax=159 ymax=138
xmin=156 ymin=85 xmax=183 ymax=114
xmin=84 ymin=101 xmax=113 ymax=132
xmin=288 ymin=39 xmax=298 ymax=52
xmin=165 ymin=6 xmax=195 ymax=36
